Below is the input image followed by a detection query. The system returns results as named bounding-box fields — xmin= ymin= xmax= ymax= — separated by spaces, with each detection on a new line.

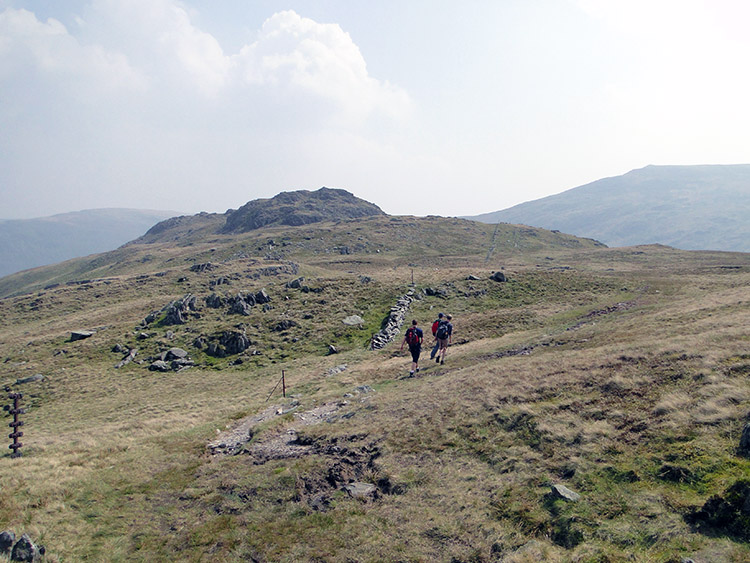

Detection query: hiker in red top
xmin=435 ymin=314 xmax=453 ymax=365
xmin=429 ymin=312 xmax=444 ymax=360
xmin=400 ymin=319 xmax=424 ymax=376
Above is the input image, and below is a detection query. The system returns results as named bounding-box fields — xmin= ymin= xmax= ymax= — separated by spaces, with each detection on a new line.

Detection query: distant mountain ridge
xmin=468 ymin=164 xmax=750 ymax=252
xmin=0 ymin=208 xmax=178 ymax=278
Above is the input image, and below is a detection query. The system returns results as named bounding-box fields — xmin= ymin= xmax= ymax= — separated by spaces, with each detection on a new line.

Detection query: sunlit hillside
xmin=1 ymin=201 xmax=749 ymax=562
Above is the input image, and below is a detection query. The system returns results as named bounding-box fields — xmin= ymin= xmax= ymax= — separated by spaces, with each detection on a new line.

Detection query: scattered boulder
xmin=148 ymin=360 xmax=171 ymax=372
xmin=255 ymin=288 xmax=271 ymax=304
xmin=326 ymin=365 xmax=347 ymax=377
xmin=189 ymin=262 xmax=216 ymax=273
xmin=342 ymin=315 xmax=364 ymax=326
xmin=111 ymin=343 xmax=127 ymax=353
xmin=423 ymin=287 xmax=446 ymax=298
xmin=143 ymin=294 xmax=200 ymax=326
xmin=115 ymin=348 xmax=137 ymax=369
xmin=163 ymin=294 xmax=199 ymax=325
xmin=197 ymin=330 xmax=251 ymax=358
xmin=0 ymin=531 xmax=15 ymax=556
xmin=15 ymin=374 xmax=44 ymax=385
xmin=549 ymin=484 xmax=580 ymax=502
xmin=163 ymin=348 xmax=188 ymax=361
xmin=10 ymin=533 xmax=42 ymax=562
xmin=170 ymin=358 xmax=195 ymax=371
xmin=286 ymin=277 xmax=305 ymax=289
xmin=342 ymin=482 xmax=378 ymax=500
xmin=228 ymin=293 xmax=255 ymax=316
xmin=328 ymin=345 xmax=339 ymax=355
xmin=490 ymin=271 xmax=507 ymax=282
xmin=205 ymin=293 xmax=225 ymax=308
xmin=466 ymin=274 xmax=481 ymax=281
xmin=738 ymin=422 xmax=750 ymax=457
xmin=209 ymin=277 xmax=231 ymax=288
xmin=687 ymin=479 xmax=750 ymax=540
xmin=273 ymin=320 xmax=297 ymax=332
xmin=70 ymin=330 xmax=94 ymax=342
xmin=219 ymin=331 xmax=251 ymax=356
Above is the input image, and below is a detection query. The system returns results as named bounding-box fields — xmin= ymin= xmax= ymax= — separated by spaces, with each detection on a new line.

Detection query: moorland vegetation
xmin=1 ymin=192 xmax=749 ymax=562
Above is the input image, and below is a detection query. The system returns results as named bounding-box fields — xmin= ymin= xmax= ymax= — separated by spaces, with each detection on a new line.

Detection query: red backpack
xmin=406 ymin=327 xmax=420 ymax=346
xmin=431 ymin=320 xmax=440 ymax=336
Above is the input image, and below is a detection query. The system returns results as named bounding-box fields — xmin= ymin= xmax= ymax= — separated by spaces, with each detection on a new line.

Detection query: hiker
xmin=400 ymin=319 xmax=424 ymax=376
xmin=435 ymin=314 xmax=453 ymax=365
xmin=429 ymin=312 xmax=444 ymax=360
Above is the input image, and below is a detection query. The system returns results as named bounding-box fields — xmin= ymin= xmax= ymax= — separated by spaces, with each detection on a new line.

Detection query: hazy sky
xmin=2 ymin=0 xmax=749 ymax=219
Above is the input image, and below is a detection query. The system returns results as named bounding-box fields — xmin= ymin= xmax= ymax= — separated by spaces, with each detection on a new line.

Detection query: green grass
xmin=0 ymin=219 xmax=749 ymax=561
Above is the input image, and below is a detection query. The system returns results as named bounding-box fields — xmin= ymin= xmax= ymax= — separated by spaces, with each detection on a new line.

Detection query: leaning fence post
xmin=7 ymin=391 xmax=24 ymax=458
xmin=265 ymin=371 xmax=288 ymax=402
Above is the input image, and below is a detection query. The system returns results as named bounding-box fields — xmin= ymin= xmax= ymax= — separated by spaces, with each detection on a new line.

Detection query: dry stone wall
xmin=370 ymin=289 xmax=415 ymax=350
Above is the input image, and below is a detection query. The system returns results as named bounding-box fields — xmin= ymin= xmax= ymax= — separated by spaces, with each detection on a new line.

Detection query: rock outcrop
xmin=194 ymin=329 xmax=251 ymax=358
xmin=220 ymin=188 xmax=385 ymax=234
xmin=143 ymin=294 xmax=200 ymax=326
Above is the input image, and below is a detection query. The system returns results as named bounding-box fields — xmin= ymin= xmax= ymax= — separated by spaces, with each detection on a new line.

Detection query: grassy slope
xmin=0 ymin=217 xmax=748 ymax=562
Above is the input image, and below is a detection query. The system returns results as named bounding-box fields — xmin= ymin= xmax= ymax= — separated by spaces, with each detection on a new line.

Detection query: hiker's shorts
xmin=409 ymin=345 xmax=421 ymax=363
xmin=438 ymin=337 xmax=449 ymax=350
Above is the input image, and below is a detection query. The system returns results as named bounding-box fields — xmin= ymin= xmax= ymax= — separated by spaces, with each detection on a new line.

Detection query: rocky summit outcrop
xmin=220 ymin=187 xmax=385 ymax=234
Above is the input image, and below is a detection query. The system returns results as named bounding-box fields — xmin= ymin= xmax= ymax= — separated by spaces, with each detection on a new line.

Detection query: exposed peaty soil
xmin=208 ymin=402 xmax=346 ymax=458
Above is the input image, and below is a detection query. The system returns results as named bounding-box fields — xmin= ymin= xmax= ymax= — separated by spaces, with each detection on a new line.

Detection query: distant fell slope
xmin=0 ymin=214 xmax=604 ymax=299
xmin=468 ymin=164 xmax=750 ymax=252
xmin=0 ymin=208 xmax=178 ymax=278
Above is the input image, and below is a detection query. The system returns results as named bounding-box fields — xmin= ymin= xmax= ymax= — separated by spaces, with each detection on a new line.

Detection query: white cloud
xmin=231 ymin=10 xmax=410 ymax=125
xmin=0 ymin=8 xmax=146 ymax=97
xmin=0 ymin=2 xmax=413 ymax=218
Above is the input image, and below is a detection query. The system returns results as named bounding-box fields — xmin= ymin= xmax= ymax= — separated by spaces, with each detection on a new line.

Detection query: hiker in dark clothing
xmin=429 ymin=312 xmax=444 ymax=360
xmin=400 ymin=319 xmax=424 ymax=376
xmin=435 ymin=314 xmax=453 ymax=365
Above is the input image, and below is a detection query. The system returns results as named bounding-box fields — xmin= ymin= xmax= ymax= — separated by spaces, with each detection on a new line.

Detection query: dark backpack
xmin=436 ymin=320 xmax=449 ymax=339
xmin=405 ymin=327 xmax=420 ymax=346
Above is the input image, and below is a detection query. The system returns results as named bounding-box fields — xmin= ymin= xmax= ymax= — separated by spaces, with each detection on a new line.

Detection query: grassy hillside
xmin=0 ymin=216 xmax=602 ymax=299
xmin=0 ymin=208 xmax=179 ymax=278
xmin=469 ymin=164 xmax=750 ymax=252
xmin=0 ymin=215 xmax=749 ymax=562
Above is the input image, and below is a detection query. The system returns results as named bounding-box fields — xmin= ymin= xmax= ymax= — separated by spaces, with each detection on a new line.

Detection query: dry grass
xmin=0 ymin=235 xmax=749 ymax=561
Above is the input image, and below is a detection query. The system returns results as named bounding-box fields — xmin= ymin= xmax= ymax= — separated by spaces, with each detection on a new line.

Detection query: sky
xmin=1 ymin=0 xmax=749 ymax=220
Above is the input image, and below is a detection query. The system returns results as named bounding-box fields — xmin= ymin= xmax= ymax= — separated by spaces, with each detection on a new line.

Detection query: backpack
xmin=405 ymin=327 xmax=420 ymax=346
xmin=436 ymin=320 xmax=449 ymax=340
xmin=431 ymin=320 xmax=440 ymax=336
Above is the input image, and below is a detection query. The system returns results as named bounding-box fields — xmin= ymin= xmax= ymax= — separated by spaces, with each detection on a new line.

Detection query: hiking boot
xmin=409 ymin=370 xmax=414 ymax=376
xmin=416 ymin=367 xmax=420 ymax=373
xmin=436 ymin=357 xmax=440 ymax=363
xmin=440 ymin=359 xmax=444 ymax=365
